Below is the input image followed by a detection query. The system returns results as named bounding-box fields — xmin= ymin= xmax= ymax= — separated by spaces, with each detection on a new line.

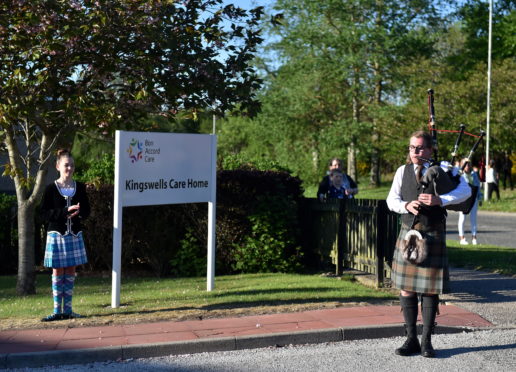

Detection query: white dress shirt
xmin=387 ymin=163 xmax=471 ymax=214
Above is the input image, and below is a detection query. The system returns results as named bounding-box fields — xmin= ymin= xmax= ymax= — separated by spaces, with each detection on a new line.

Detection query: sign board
xmin=118 ymin=132 xmax=213 ymax=206
xmin=112 ymin=131 xmax=217 ymax=307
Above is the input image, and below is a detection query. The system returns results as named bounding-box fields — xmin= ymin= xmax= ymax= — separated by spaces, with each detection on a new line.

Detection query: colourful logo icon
xmin=127 ymin=139 xmax=143 ymax=163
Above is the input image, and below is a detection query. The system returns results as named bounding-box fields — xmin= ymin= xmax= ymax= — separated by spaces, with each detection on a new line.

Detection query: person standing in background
xmin=486 ymin=159 xmax=500 ymax=201
xmin=327 ymin=169 xmax=358 ymax=199
xmin=458 ymin=159 xmax=482 ymax=245
xmin=317 ymin=157 xmax=358 ymax=201
xmin=317 ymin=157 xmax=342 ymax=200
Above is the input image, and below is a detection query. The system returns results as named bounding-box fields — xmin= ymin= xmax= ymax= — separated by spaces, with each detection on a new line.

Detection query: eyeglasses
xmin=408 ymin=145 xmax=426 ymax=153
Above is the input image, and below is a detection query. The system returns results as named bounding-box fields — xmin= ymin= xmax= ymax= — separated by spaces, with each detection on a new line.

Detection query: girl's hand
xmin=68 ymin=203 xmax=80 ymax=218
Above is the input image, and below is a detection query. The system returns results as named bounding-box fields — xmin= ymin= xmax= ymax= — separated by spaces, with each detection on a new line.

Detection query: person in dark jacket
xmin=40 ymin=149 xmax=90 ymax=321
xmin=317 ymin=157 xmax=358 ymax=200
xmin=386 ymin=131 xmax=470 ymax=358
xmin=327 ymin=169 xmax=358 ymax=199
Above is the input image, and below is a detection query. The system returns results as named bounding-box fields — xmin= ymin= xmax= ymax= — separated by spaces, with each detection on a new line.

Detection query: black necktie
xmin=416 ymin=165 xmax=423 ymax=184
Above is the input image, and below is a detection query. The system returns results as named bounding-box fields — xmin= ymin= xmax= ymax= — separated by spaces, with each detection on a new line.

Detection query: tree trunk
xmin=347 ymin=144 xmax=357 ymax=181
xmin=348 ymin=90 xmax=360 ymax=181
xmin=369 ymin=130 xmax=381 ymax=186
xmin=4 ymin=128 xmax=54 ymax=295
xmin=370 ymin=75 xmax=382 ymax=186
xmin=16 ymin=202 xmax=36 ymax=295
xmin=369 ymin=4 xmax=383 ymax=187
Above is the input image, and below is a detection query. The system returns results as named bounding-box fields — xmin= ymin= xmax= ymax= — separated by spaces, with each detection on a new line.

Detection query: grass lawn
xmin=447 ymin=240 xmax=516 ymax=276
xmin=0 ymin=272 xmax=396 ymax=331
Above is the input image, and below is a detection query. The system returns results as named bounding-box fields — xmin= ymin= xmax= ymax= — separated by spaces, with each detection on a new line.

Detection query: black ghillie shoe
xmin=41 ymin=313 xmax=63 ymax=322
xmin=395 ymin=337 xmax=421 ymax=356
xmin=421 ymin=340 xmax=436 ymax=358
xmin=62 ymin=312 xmax=84 ymax=319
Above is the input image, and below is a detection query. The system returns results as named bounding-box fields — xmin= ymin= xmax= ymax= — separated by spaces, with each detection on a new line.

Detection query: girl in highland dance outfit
xmin=41 ymin=149 xmax=90 ymax=321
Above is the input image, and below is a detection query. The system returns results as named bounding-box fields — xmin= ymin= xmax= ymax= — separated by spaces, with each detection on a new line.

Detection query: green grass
xmin=447 ymin=240 xmax=516 ymax=276
xmin=0 ymin=273 xmax=395 ymax=330
xmin=477 ymin=187 xmax=516 ymax=213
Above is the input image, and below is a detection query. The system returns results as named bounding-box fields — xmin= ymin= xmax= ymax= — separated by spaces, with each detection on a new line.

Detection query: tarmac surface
xmin=1 ymin=266 xmax=515 ymax=370
xmin=446 ymin=210 xmax=516 ymax=248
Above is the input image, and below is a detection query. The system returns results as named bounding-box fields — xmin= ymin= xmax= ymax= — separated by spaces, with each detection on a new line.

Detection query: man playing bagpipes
xmin=387 ymin=130 xmax=471 ymax=358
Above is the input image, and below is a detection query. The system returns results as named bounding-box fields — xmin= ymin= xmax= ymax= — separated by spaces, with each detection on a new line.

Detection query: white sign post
xmin=112 ymin=131 xmax=217 ymax=308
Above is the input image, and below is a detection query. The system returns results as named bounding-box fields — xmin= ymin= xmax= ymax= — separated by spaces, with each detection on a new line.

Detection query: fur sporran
xmin=400 ymin=230 xmax=428 ymax=264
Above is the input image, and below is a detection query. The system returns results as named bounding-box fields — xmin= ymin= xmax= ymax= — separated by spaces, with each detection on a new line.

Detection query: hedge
xmin=81 ymin=169 xmax=305 ymax=276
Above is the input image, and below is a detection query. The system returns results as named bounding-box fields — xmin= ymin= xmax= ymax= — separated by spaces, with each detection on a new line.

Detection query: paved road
xmin=5 ymin=329 xmax=515 ymax=372
xmin=4 ymin=267 xmax=515 ymax=372
xmin=446 ymin=211 xmax=516 ymax=248
xmin=441 ymin=268 xmax=516 ymax=327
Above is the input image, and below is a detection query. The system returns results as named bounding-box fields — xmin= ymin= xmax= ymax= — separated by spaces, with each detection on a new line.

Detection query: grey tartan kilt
xmin=391 ymin=225 xmax=450 ymax=294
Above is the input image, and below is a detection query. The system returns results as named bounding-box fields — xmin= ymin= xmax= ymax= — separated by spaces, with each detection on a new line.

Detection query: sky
xmin=225 ymin=0 xmax=275 ymax=11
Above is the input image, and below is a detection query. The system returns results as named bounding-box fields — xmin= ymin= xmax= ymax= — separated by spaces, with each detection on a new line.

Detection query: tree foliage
xmin=219 ymin=0 xmax=446 ymax=184
xmin=0 ymin=0 xmax=264 ymax=294
xmin=448 ymin=0 xmax=516 ymax=77
xmin=217 ymin=0 xmax=515 ymax=187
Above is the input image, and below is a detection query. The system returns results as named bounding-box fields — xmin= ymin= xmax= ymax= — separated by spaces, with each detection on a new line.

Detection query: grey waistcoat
xmin=400 ymin=165 xmax=446 ymax=228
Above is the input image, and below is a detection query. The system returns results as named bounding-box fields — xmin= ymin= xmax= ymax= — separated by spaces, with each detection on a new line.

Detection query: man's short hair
xmin=410 ymin=130 xmax=433 ymax=149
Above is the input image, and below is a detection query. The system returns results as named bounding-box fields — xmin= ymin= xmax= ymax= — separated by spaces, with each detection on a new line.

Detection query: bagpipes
xmin=400 ymin=89 xmax=485 ymax=265
xmin=419 ymin=89 xmax=485 ymax=214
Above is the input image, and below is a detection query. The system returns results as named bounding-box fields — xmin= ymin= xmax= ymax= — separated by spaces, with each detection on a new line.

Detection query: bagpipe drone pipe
xmin=420 ymin=90 xmax=485 ymax=215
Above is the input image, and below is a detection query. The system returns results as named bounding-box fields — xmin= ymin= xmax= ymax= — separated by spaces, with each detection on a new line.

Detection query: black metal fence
xmin=300 ymin=198 xmax=400 ymax=287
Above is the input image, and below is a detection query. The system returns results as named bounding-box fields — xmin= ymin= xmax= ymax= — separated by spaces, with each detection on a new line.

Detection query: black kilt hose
xmin=391 ymin=224 xmax=449 ymax=295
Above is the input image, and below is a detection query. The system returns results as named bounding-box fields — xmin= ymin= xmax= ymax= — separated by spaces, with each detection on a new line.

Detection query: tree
xmin=447 ymin=0 xmax=516 ymax=78
xmin=0 ymin=0 xmax=263 ymax=295
xmin=257 ymin=0 xmax=443 ymax=184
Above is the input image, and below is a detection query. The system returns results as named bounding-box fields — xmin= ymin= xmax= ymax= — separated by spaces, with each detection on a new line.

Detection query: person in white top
xmin=458 ymin=159 xmax=482 ymax=245
xmin=386 ymin=131 xmax=470 ymax=358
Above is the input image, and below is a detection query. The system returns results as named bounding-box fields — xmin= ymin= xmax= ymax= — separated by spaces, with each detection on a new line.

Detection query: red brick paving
xmin=0 ymin=304 xmax=492 ymax=355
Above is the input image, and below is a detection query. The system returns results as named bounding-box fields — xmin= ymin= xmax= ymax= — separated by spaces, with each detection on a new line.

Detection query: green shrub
xmin=232 ymin=194 xmax=303 ymax=273
xmin=74 ymin=153 xmax=115 ymax=186
xmin=220 ymin=153 xmax=291 ymax=172
xmin=170 ymin=229 xmax=206 ymax=277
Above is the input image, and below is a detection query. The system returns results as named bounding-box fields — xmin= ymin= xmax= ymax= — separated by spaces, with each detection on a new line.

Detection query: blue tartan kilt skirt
xmin=43 ymin=231 xmax=88 ymax=268
xmin=391 ymin=225 xmax=450 ymax=295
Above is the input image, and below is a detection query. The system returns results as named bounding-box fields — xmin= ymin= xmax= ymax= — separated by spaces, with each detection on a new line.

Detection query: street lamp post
xmin=484 ymin=0 xmax=493 ymax=201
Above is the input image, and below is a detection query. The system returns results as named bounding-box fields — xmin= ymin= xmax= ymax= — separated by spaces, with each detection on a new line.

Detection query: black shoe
xmin=62 ymin=312 xmax=84 ymax=319
xmin=41 ymin=313 xmax=63 ymax=322
xmin=395 ymin=337 xmax=421 ymax=356
xmin=421 ymin=340 xmax=436 ymax=358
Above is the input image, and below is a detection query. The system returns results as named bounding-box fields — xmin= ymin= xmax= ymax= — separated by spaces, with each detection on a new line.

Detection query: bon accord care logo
xmin=127 ymin=138 xmax=160 ymax=163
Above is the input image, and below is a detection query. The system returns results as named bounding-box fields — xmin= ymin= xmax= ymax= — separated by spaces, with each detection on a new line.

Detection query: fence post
xmin=375 ymin=200 xmax=387 ymax=286
xmin=335 ymin=199 xmax=347 ymax=276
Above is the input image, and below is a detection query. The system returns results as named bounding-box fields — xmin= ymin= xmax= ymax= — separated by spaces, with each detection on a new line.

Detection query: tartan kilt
xmin=391 ymin=224 xmax=450 ymax=294
xmin=43 ymin=231 xmax=88 ymax=268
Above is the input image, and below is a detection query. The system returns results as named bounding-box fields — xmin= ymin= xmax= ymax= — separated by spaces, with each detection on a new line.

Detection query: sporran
xmin=399 ymin=229 xmax=428 ymax=264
